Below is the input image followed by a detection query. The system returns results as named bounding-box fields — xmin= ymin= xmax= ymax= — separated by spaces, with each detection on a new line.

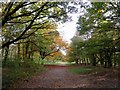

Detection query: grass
xmin=44 ymin=61 xmax=76 ymax=65
xmin=70 ymin=67 xmax=92 ymax=74
xmin=69 ymin=66 xmax=106 ymax=74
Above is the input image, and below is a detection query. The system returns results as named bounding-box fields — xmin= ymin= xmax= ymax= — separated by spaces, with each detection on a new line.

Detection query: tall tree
xmin=70 ymin=2 xmax=120 ymax=67
xmin=1 ymin=2 xmax=70 ymax=48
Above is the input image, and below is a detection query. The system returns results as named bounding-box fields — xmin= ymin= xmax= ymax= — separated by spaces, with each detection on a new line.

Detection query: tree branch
xmin=1 ymin=2 xmax=49 ymax=49
xmin=2 ymin=2 xmax=37 ymax=27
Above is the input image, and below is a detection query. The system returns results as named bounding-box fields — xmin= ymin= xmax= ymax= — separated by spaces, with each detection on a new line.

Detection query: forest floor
xmin=8 ymin=64 xmax=119 ymax=89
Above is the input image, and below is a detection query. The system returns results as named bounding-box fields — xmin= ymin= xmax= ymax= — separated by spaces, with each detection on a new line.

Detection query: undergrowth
xmin=2 ymin=59 xmax=46 ymax=89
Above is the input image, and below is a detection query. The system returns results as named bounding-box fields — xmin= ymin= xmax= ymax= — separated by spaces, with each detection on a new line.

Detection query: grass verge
xmin=69 ymin=66 xmax=107 ymax=74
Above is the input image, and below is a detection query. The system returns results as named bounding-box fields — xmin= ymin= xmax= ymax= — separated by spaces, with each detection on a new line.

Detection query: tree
xmin=68 ymin=2 xmax=120 ymax=67
xmin=68 ymin=36 xmax=85 ymax=64
xmin=1 ymin=2 xmax=70 ymax=48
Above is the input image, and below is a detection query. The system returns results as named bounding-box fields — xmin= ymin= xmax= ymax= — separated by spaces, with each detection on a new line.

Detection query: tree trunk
xmin=107 ymin=52 xmax=112 ymax=68
xmin=99 ymin=53 xmax=104 ymax=67
xmin=105 ymin=49 xmax=112 ymax=68
xmin=91 ymin=54 xmax=96 ymax=66
xmin=75 ymin=59 xmax=79 ymax=64
xmin=18 ymin=43 xmax=20 ymax=58
xmin=3 ymin=45 xmax=9 ymax=67
xmin=104 ymin=59 xmax=107 ymax=68
xmin=25 ymin=43 xmax=29 ymax=59
xmin=86 ymin=58 xmax=89 ymax=65
xmin=22 ymin=43 xmax=25 ymax=61
xmin=30 ymin=44 xmax=34 ymax=60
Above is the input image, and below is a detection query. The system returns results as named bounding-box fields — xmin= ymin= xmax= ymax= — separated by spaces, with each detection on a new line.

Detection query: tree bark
xmin=75 ymin=59 xmax=79 ymax=64
xmin=3 ymin=45 xmax=9 ymax=67
xmin=91 ymin=54 xmax=96 ymax=66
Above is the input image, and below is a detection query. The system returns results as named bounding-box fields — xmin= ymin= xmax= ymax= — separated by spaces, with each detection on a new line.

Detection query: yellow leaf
xmin=98 ymin=10 xmax=103 ymax=13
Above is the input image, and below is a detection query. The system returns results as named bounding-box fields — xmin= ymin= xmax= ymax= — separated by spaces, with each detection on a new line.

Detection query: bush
xmin=2 ymin=57 xmax=46 ymax=89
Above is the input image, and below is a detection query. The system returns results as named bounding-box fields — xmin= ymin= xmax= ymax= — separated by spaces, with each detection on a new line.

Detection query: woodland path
xmin=9 ymin=65 xmax=119 ymax=88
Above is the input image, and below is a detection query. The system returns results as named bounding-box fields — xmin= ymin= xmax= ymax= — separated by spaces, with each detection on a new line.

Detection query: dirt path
xmin=9 ymin=65 xmax=119 ymax=88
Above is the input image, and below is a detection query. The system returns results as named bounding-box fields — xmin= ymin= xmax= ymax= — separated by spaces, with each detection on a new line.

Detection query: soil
xmin=8 ymin=65 xmax=119 ymax=89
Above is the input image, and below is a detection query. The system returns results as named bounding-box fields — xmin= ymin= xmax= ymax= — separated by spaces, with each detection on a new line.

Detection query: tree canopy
xmin=1 ymin=2 xmax=71 ymax=48
xmin=68 ymin=2 xmax=120 ymax=68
